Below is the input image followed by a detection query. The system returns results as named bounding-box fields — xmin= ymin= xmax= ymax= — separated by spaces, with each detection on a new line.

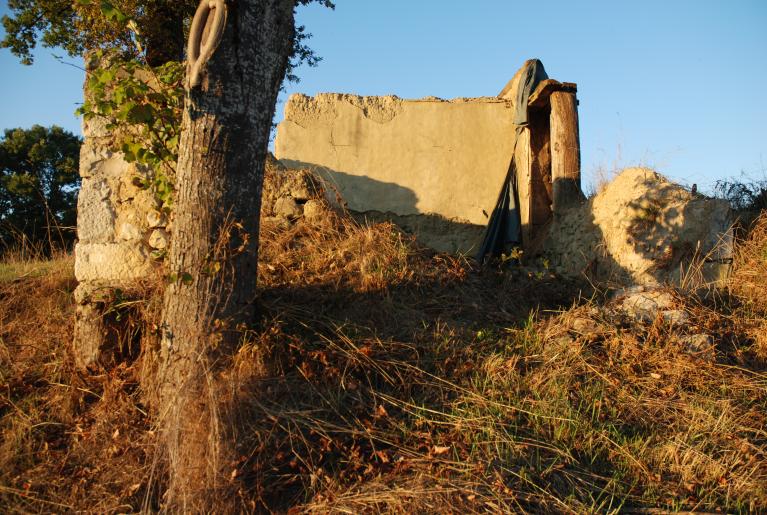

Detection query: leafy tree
xmin=0 ymin=125 xmax=81 ymax=250
xmin=1 ymin=0 xmax=196 ymax=65
xmin=3 ymin=0 xmax=329 ymax=75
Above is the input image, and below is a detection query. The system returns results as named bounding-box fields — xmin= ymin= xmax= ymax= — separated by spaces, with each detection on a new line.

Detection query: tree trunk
xmin=156 ymin=0 xmax=296 ymax=510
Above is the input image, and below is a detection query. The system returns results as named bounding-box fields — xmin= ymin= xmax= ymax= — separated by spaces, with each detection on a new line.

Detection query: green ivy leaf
xmin=100 ymin=1 xmax=129 ymax=24
xmin=127 ymin=104 xmax=155 ymax=124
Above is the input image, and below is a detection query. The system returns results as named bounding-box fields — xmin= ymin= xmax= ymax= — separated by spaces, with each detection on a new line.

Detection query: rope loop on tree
xmin=187 ymin=0 xmax=228 ymax=88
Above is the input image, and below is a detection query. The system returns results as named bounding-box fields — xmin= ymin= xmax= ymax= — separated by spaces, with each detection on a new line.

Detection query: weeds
xmin=0 ymin=170 xmax=766 ymax=512
xmin=714 ymin=174 xmax=767 ymax=214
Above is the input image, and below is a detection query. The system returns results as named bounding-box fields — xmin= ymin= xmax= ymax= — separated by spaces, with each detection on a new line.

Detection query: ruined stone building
xmin=72 ymin=59 xmax=732 ymax=366
xmin=275 ymin=59 xmax=582 ymax=256
xmin=274 ymin=60 xmax=732 ymax=285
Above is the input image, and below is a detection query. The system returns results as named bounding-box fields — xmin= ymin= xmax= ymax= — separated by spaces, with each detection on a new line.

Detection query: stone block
xmin=618 ymin=287 xmax=675 ymax=322
xmin=148 ymin=228 xmax=169 ymax=250
xmin=115 ymin=208 xmax=147 ymax=241
xmin=99 ymin=155 xmax=133 ymax=180
xmin=147 ymin=209 xmax=167 ymax=228
xmin=680 ymin=334 xmax=715 ymax=360
xmin=285 ymin=170 xmax=322 ymax=200
xmin=75 ymin=242 xmax=153 ymax=282
xmin=130 ymin=187 xmax=161 ymax=215
xmin=73 ymin=302 xmax=107 ymax=369
xmin=77 ymin=178 xmax=116 ymax=243
xmin=303 ymin=199 xmax=324 ymax=222
xmin=116 ymin=163 xmax=147 ymax=201
xmin=82 ymin=114 xmax=115 ymax=139
xmin=79 ymin=139 xmax=114 ymax=178
xmin=116 ymin=220 xmax=143 ymax=241
xmin=274 ymin=196 xmax=303 ymax=219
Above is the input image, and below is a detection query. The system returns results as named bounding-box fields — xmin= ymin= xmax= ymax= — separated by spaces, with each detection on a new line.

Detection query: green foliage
xmin=1 ymin=0 xmax=82 ymax=65
xmin=77 ymin=51 xmax=184 ymax=210
xmin=0 ymin=125 xmax=81 ymax=249
xmin=1 ymin=0 xmax=196 ymax=65
xmin=3 ymin=0 xmax=334 ymax=79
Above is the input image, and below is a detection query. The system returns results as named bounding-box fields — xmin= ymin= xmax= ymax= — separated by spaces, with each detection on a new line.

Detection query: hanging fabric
xmin=476 ymin=59 xmax=548 ymax=263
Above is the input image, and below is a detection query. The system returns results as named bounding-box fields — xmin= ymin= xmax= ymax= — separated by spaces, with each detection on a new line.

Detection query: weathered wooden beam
xmin=550 ymin=90 xmax=583 ymax=213
xmin=528 ymin=107 xmax=553 ymax=247
xmin=514 ymin=127 xmax=533 ymax=247
xmin=528 ymin=80 xmax=577 ymax=109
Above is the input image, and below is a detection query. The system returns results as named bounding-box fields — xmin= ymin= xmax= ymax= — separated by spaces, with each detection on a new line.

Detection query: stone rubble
xmin=679 ymin=333 xmax=715 ymax=360
xmin=541 ymin=167 xmax=733 ymax=287
xmin=261 ymin=154 xmax=337 ymax=224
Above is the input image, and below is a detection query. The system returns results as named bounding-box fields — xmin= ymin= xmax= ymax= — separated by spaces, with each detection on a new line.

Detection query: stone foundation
xmin=73 ymin=59 xmax=167 ymax=367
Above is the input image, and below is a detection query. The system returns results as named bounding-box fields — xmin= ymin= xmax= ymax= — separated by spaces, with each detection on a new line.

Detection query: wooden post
xmin=514 ymin=127 xmax=532 ymax=246
xmin=527 ymin=106 xmax=552 ymax=248
xmin=550 ymin=91 xmax=583 ymax=213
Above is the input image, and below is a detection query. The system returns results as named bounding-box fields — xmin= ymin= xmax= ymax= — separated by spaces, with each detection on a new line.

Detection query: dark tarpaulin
xmin=476 ymin=59 xmax=548 ymax=263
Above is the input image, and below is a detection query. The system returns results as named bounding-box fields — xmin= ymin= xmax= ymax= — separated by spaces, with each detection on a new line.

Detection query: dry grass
xmin=0 ymin=255 xmax=159 ymax=512
xmin=0 ymin=187 xmax=765 ymax=512
xmin=730 ymin=214 xmax=767 ymax=314
xmin=0 ymin=245 xmax=72 ymax=283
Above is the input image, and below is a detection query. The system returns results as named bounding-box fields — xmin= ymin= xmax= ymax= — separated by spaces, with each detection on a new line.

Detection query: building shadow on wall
xmin=280 ymin=159 xmax=488 ymax=255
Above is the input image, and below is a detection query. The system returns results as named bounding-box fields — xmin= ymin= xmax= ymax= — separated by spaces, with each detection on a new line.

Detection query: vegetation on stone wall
xmin=77 ymin=52 xmax=184 ymax=212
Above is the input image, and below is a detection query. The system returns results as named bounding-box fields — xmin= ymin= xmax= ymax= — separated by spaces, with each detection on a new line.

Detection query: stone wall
xmin=275 ymin=93 xmax=521 ymax=254
xmin=75 ymin=134 xmax=167 ymax=283
xmin=72 ymin=59 xmax=168 ymax=368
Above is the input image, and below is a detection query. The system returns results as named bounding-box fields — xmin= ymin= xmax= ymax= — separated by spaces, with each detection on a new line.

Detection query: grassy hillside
xmin=1 ymin=204 xmax=766 ymax=512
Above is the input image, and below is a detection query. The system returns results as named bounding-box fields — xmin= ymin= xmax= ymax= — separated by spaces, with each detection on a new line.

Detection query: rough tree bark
xmin=156 ymin=0 xmax=297 ymax=509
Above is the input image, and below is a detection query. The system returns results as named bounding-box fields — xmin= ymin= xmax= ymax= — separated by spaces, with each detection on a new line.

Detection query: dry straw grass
xmin=0 ymin=255 xmax=159 ymax=512
xmin=0 ymin=169 xmax=766 ymax=512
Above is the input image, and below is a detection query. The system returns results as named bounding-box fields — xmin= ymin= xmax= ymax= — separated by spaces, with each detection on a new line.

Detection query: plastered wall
xmin=275 ymin=93 xmax=521 ymax=253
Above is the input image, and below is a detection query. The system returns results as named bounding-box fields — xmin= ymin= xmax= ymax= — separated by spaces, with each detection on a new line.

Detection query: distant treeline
xmin=0 ymin=125 xmax=81 ymax=255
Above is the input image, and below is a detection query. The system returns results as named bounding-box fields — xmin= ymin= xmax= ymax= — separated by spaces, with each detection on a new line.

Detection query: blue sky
xmin=2 ymin=0 xmax=766 ymax=191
